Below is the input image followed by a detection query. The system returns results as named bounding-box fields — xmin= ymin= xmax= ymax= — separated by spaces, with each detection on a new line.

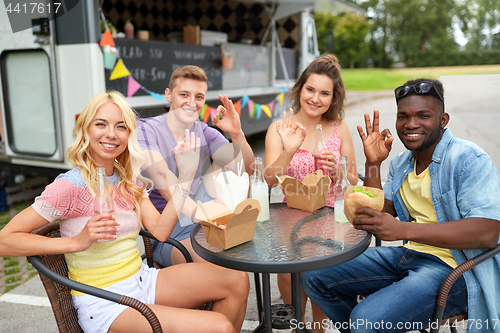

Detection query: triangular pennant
xmin=149 ymin=91 xmax=165 ymax=101
xmin=100 ymin=29 xmax=115 ymax=47
xmin=268 ymin=100 xmax=275 ymax=112
xmin=102 ymin=51 xmax=117 ymax=70
xmin=261 ymin=104 xmax=272 ymax=118
xmin=247 ymin=100 xmax=254 ymax=117
xmin=256 ymin=104 xmax=262 ymax=120
xmin=233 ymin=100 xmax=241 ymax=116
xmin=203 ymin=105 xmax=211 ymax=123
xmin=250 ymin=102 xmax=257 ymax=119
xmin=210 ymin=107 xmax=219 ymax=123
xmin=109 ymin=59 xmax=131 ymax=80
xmin=127 ymin=76 xmax=142 ymax=97
xmin=278 ymin=92 xmax=285 ymax=106
xmin=200 ymin=104 xmax=207 ymax=122
xmin=241 ymin=95 xmax=250 ymax=110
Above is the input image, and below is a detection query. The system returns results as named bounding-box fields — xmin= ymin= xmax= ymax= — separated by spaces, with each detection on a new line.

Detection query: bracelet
xmin=176 ymin=182 xmax=190 ymax=198
xmin=190 ymin=207 xmax=198 ymax=221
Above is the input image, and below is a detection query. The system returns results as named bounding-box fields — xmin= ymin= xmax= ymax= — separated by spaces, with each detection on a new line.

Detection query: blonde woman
xmin=264 ymin=54 xmax=358 ymax=333
xmin=0 ymin=91 xmax=249 ymax=333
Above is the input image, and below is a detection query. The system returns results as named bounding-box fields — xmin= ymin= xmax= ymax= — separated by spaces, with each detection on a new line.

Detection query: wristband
xmin=176 ymin=182 xmax=190 ymax=198
xmin=190 ymin=207 xmax=198 ymax=221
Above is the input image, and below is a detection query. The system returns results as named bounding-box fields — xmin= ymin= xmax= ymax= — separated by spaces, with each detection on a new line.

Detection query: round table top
xmin=191 ymin=203 xmax=372 ymax=273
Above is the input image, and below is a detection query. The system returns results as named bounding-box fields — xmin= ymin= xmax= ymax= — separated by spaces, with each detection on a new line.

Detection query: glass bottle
xmin=250 ymin=157 xmax=270 ymax=222
xmin=313 ymin=124 xmax=328 ymax=175
xmin=94 ymin=168 xmax=115 ymax=215
xmin=334 ymin=156 xmax=350 ymax=223
xmin=124 ymin=20 xmax=134 ymax=39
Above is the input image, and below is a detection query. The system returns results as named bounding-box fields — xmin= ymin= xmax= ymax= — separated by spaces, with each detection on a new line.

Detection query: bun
xmin=344 ymin=186 xmax=384 ymax=223
xmin=348 ymin=192 xmax=370 ymax=199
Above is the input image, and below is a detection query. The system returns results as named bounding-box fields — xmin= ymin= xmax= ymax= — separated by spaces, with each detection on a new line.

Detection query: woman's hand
xmin=276 ymin=109 xmax=306 ymax=154
xmin=74 ymin=212 xmax=119 ymax=250
xmin=313 ymin=150 xmax=338 ymax=179
xmin=175 ymin=129 xmax=201 ymax=184
xmin=357 ymin=110 xmax=394 ymax=165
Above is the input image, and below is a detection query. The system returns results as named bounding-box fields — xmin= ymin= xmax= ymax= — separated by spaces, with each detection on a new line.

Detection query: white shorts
xmin=72 ymin=263 xmax=160 ymax=333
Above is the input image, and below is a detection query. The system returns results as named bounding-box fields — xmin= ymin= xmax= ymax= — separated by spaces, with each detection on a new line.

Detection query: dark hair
xmin=168 ymin=65 xmax=208 ymax=90
xmin=400 ymin=78 xmax=445 ymax=110
xmin=289 ymin=54 xmax=346 ymax=121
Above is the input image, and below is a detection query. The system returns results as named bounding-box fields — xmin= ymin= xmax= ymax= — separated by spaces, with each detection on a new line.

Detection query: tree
xmin=462 ymin=0 xmax=500 ymax=51
xmin=352 ymin=0 xmax=464 ymax=67
xmin=314 ymin=12 xmax=371 ymax=68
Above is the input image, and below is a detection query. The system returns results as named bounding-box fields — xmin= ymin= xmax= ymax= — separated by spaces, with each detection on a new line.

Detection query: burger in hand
xmin=344 ymin=186 xmax=384 ymax=223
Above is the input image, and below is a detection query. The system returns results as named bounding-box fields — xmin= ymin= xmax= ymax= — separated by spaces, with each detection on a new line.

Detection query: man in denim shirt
xmin=303 ymin=78 xmax=500 ymax=333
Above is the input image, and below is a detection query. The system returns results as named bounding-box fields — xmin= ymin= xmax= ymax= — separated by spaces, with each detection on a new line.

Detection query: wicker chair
xmin=425 ymin=243 xmax=500 ymax=333
xmin=360 ymin=241 xmax=500 ymax=333
xmin=27 ymin=222 xmax=197 ymax=333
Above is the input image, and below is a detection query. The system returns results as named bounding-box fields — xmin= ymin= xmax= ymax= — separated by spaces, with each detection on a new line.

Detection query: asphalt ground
xmin=3 ymin=74 xmax=499 ymax=332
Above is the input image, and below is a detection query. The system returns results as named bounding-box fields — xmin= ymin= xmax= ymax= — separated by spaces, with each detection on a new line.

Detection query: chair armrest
xmin=140 ymin=229 xmax=193 ymax=264
xmin=28 ymin=256 xmax=163 ymax=333
xmin=430 ymin=244 xmax=500 ymax=333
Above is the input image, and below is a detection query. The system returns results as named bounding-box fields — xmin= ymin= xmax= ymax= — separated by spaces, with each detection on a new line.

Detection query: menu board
xmin=106 ymin=39 xmax=222 ymax=96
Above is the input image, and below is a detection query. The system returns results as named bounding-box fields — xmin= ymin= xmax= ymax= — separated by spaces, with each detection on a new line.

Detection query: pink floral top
xmin=285 ymin=122 xmax=341 ymax=207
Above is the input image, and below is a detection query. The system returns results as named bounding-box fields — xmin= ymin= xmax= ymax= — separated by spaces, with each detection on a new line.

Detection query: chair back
xmin=29 ymin=222 xmax=83 ymax=333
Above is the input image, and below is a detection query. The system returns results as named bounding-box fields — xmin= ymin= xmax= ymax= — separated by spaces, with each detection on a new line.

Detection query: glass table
xmin=191 ymin=203 xmax=372 ymax=333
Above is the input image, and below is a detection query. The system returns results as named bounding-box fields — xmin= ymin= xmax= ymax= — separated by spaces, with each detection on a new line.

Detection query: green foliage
xmin=314 ymin=12 xmax=371 ymax=68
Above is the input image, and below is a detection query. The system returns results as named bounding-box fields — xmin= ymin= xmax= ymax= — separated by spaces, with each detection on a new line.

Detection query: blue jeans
xmin=302 ymin=247 xmax=467 ymax=333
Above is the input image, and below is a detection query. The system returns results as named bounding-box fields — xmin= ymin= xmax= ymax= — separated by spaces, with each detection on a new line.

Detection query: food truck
xmin=0 ymin=0 xmax=319 ymax=201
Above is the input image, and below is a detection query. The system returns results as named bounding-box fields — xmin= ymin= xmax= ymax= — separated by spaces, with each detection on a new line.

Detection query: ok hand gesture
xmin=276 ymin=108 xmax=306 ymax=154
xmin=357 ymin=110 xmax=394 ymax=164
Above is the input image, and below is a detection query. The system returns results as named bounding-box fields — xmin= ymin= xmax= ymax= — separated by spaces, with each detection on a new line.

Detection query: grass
xmin=342 ymin=64 xmax=500 ymax=91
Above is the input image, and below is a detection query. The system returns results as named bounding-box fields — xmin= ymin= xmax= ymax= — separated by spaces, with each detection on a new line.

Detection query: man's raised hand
xmin=356 ymin=110 xmax=394 ymax=164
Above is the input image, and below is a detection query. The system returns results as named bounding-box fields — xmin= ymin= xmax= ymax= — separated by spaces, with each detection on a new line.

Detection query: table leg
xmin=262 ymin=273 xmax=272 ymax=333
xmin=291 ymin=272 xmax=303 ymax=333
xmin=254 ymin=273 xmax=263 ymax=323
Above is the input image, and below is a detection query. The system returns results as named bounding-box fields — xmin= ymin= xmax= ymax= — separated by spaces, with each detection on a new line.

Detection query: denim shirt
xmin=383 ymin=129 xmax=500 ymax=332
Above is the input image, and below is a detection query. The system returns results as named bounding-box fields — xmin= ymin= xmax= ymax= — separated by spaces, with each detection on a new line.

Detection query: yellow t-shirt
xmin=401 ymin=165 xmax=457 ymax=268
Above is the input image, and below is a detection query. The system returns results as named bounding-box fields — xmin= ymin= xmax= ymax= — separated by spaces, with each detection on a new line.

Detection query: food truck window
xmin=0 ymin=49 xmax=57 ymax=156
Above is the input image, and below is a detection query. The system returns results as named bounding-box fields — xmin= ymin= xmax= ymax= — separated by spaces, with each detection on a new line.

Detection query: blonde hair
xmin=290 ymin=54 xmax=346 ymax=121
xmin=65 ymin=91 xmax=151 ymax=225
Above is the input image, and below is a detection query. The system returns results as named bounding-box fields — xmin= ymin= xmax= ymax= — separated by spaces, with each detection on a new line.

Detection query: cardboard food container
xmin=278 ymin=170 xmax=332 ymax=212
xmin=344 ymin=186 xmax=385 ymax=223
xmin=195 ymin=199 xmax=261 ymax=250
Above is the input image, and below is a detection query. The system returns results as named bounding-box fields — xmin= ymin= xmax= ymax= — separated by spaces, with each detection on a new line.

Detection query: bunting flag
xmin=247 ymin=100 xmax=254 ymax=117
xmin=233 ymin=100 xmax=241 ymax=116
xmin=210 ymin=107 xmax=218 ymax=122
xmin=102 ymin=51 xmax=117 ymax=70
xmin=278 ymin=92 xmax=285 ymax=106
xmin=109 ymin=59 xmax=130 ymax=80
xmin=99 ymin=28 xmax=115 ymax=47
xmin=261 ymin=104 xmax=272 ymax=118
xmin=127 ymin=76 xmax=142 ymax=97
xmin=256 ymin=104 xmax=262 ymax=120
xmin=240 ymin=95 xmax=250 ymax=110
xmin=267 ymin=100 xmax=275 ymax=117
xmin=203 ymin=105 xmax=211 ymax=123
xmin=149 ymin=91 xmax=165 ymax=101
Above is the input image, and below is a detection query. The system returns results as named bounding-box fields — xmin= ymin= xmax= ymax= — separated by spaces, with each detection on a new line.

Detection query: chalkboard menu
xmin=106 ymin=39 xmax=222 ymax=96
